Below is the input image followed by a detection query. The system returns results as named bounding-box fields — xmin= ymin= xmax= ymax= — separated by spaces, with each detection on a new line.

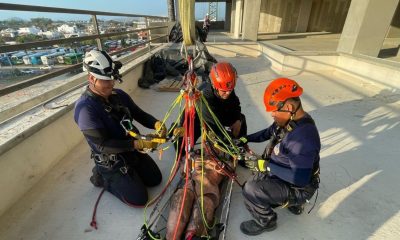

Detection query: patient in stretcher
xmin=166 ymin=153 xmax=233 ymax=240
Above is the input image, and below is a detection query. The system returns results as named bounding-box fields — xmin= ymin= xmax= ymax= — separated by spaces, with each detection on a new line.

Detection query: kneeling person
xmin=74 ymin=50 xmax=167 ymax=206
xmin=240 ymin=78 xmax=321 ymax=235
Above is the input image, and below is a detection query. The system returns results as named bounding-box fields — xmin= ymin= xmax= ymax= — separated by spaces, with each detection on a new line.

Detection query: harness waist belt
xmin=91 ymin=152 xmax=120 ymax=169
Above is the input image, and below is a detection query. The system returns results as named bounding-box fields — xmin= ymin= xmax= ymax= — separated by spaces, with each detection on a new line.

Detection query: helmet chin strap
xmin=212 ymin=86 xmax=226 ymax=99
xmin=283 ymin=103 xmax=301 ymax=131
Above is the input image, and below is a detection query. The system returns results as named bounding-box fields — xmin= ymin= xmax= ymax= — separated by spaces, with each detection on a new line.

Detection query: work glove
xmin=235 ymin=136 xmax=248 ymax=147
xmin=155 ymin=121 xmax=167 ymax=138
xmin=245 ymin=156 xmax=268 ymax=172
xmin=172 ymin=127 xmax=185 ymax=138
xmin=134 ymin=139 xmax=159 ymax=150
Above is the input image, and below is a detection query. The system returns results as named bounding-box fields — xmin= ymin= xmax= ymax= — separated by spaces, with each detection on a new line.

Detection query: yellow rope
xmin=142 ymin=78 xmax=243 ymax=238
xmin=179 ymin=0 xmax=196 ymax=46
xmin=199 ymin=95 xmax=239 ymax=155
xmin=197 ymin=100 xmax=217 ymax=231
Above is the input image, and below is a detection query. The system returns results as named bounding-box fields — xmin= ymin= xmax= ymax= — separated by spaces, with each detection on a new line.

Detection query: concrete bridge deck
xmin=0 ymin=33 xmax=399 ymax=240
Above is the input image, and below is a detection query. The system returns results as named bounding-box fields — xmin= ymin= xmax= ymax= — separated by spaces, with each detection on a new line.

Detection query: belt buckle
xmin=109 ymin=154 xmax=117 ymax=162
xmin=120 ymin=166 xmax=128 ymax=174
xmin=104 ymin=105 xmax=112 ymax=112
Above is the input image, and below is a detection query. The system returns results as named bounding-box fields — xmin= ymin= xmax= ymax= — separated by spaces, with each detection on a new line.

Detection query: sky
xmin=0 ymin=0 xmax=225 ymax=21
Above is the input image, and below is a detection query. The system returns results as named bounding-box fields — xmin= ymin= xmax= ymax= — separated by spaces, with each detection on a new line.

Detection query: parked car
xmin=40 ymin=65 xmax=54 ymax=70
xmin=20 ymin=69 xmax=35 ymax=74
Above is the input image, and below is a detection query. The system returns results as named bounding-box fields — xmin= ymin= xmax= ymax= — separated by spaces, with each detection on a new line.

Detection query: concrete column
xmin=242 ymin=0 xmax=261 ymax=41
xmin=337 ymin=0 xmax=400 ymax=57
xmin=230 ymin=0 xmax=236 ymax=33
xmin=295 ymin=0 xmax=313 ymax=33
xmin=233 ymin=0 xmax=243 ymax=39
xmin=397 ymin=45 xmax=400 ymax=57
xmin=225 ymin=0 xmax=232 ymax=30
xmin=175 ymin=0 xmax=180 ymax=22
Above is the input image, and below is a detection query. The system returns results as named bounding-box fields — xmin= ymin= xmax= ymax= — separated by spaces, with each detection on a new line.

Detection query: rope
xmin=140 ymin=59 xmax=244 ymax=239
xmin=179 ymin=0 xmax=196 ymax=46
xmin=90 ymin=188 xmax=106 ymax=230
xmin=143 ymin=140 xmax=185 ymax=240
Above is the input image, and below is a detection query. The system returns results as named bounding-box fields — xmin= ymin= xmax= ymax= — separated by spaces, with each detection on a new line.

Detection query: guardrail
xmin=0 ymin=3 xmax=170 ymax=96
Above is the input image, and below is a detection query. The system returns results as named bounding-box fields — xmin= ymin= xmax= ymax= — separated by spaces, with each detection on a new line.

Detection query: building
xmin=57 ymin=24 xmax=78 ymax=34
xmin=17 ymin=26 xmax=41 ymax=35
xmin=0 ymin=28 xmax=18 ymax=38
xmin=38 ymin=30 xmax=62 ymax=39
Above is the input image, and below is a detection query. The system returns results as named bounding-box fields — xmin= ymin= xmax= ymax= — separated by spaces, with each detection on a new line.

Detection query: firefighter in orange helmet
xmin=202 ymin=62 xmax=247 ymax=140
xmin=175 ymin=62 xmax=247 ymax=164
xmin=240 ymin=78 xmax=321 ymax=235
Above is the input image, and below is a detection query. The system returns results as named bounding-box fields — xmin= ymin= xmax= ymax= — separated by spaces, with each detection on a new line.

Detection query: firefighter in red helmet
xmin=203 ymin=62 xmax=246 ymax=140
xmin=175 ymin=62 xmax=248 ymax=165
xmin=239 ymin=78 xmax=321 ymax=236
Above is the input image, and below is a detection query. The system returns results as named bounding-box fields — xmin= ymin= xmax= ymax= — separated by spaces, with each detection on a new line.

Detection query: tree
xmin=30 ymin=18 xmax=53 ymax=31
xmin=5 ymin=17 xmax=26 ymax=29
xmin=107 ymin=20 xmax=120 ymax=28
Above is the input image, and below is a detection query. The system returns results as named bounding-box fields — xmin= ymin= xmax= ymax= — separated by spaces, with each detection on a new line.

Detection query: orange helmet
xmin=209 ymin=62 xmax=237 ymax=91
xmin=264 ymin=78 xmax=303 ymax=112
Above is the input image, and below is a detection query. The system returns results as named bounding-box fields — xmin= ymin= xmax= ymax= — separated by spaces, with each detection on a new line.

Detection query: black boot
xmin=238 ymin=159 xmax=249 ymax=169
xmin=240 ymin=213 xmax=277 ymax=236
xmin=288 ymin=205 xmax=304 ymax=215
xmin=90 ymin=166 xmax=104 ymax=188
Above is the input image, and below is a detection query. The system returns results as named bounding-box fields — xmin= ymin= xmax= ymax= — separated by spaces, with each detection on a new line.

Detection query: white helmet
xmin=83 ymin=49 xmax=122 ymax=81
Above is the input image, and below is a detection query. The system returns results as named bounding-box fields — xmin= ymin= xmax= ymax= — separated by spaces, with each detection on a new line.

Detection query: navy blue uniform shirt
xmin=247 ymin=113 xmax=321 ymax=187
xmin=74 ymin=88 xmax=157 ymax=154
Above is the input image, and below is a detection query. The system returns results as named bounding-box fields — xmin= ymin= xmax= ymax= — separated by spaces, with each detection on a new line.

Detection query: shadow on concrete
xmin=378 ymin=46 xmax=400 ymax=58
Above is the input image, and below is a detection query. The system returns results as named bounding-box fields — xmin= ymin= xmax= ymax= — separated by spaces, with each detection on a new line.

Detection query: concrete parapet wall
xmin=336 ymin=54 xmax=400 ymax=91
xmin=259 ymin=41 xmax=400 ymax=92
xmin=0 ymin=44 xmax=172 ymax=217
xmin=0 ymin=65 xmax=143 ymax=217
xmin=0 ymin=109 xmax=82 ymax=217
xmin=259 ymin=42 xmax=338 ymax=74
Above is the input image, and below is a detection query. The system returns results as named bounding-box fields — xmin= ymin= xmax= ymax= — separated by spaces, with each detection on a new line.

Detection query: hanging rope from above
xmin=179 ymin=0 xmax=196 ymax=46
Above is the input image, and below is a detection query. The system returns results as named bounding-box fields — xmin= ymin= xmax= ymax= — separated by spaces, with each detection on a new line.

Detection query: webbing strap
xmin=84 ymin=88 xmax=132 ymax=120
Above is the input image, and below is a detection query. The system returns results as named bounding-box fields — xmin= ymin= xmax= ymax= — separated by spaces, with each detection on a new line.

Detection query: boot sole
xmin=240 ymin=223 xmax=277 ymax=236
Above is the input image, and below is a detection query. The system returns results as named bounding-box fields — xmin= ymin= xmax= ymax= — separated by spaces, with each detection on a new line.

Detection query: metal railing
xmin=0 ymin=3 xmax=170 ymax=96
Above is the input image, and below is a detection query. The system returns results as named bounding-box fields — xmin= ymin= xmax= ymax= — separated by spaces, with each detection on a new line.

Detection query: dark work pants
xmin=242 ymin=173 xmax=316 ymax=225
xmin=97 ymin=151 xmax=162 ymax=207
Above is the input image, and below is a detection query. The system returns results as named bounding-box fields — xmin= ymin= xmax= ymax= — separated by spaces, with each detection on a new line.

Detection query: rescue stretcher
xmin=136 ymin=149 xmax=240 ymax=240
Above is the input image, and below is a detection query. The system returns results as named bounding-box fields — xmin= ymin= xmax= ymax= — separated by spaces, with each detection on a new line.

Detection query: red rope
xmin=173 ymin=104 xmax=191 ymax=240
xmin=173 ymin=77 xmax=199 ymax=239
xmin=90 ymin=188 xmax=106 ymax=230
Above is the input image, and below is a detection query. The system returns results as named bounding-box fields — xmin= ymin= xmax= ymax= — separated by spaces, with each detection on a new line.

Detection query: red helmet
xmin=264 ymin=78 xmax=303 ymax=112
xmin=209 ymin=62 xmax=237 ymax=91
